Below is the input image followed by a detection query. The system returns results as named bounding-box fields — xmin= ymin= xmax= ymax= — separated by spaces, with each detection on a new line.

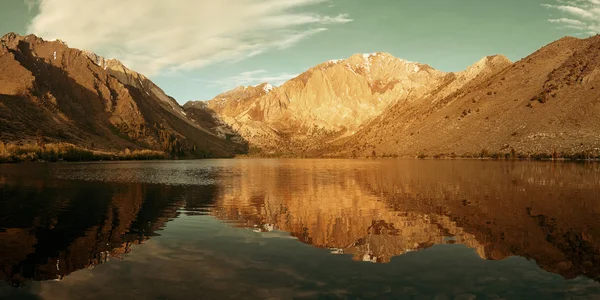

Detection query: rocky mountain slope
xmin=195 ymin=35 xmax=600 ymax=158
xmin=0 ymin=33 xmax=246 ymax=158
xmin=187 ymin=53 xmax=448 ymax=155
xmin=325 ymin=35 xmax=600 ymax=158
xmin=4 ymin=32 xmax=599 ymax=159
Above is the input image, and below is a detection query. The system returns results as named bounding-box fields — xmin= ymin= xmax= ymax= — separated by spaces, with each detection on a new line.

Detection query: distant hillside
xmin=0 ymin=33 xmax=246 ymax=160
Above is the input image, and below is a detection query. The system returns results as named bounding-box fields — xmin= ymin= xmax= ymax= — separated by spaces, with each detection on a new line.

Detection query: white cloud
xmin=543 ymin=0 xmax=600 ymax=35
xmin=26 ymin=0 xmax=351 ymax=75
xmin=205 ymin=69 xmax=299 ymax=91
xmin=548 ymin=17 xmax=585 ymax=26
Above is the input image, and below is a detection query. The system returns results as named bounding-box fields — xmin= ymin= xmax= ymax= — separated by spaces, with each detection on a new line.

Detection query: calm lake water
xmin=1 ymin=159 xmax=600 ymax=299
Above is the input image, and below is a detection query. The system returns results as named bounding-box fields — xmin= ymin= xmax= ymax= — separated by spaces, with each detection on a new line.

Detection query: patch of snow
xmin=181 ymin=110 xmax=187 ymax=116
xmin=328 ymin=59 xmax=342 ymax=64
xmin=413 ymin=65 xmax=420 ymax=73
xmin=363 ymin=53 xmax=378 ymax=59
xmin=361 ymin=53 xmax=375 ymax=78
xmin=53 ymin=51 xmax=56 ymax=60
xmin=346 ymin=64 xmax=358 ymax=75
xmin=263 ymin=83 xmax=273 ymax=93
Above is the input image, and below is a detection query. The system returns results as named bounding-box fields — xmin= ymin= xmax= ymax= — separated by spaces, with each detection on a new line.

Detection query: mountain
xmin=196 ymin=35 xmax=600 ymax=159
xmin=4 ymin=32 xmax=599 ymax=160
xmin=190 ymin=51 xmax=513 ymax=156
xmin=187 ymin=52 xmax=448 ymax=155
xmin=325 ymin=35 xmax=600 ymax=158
xmin=0 ymin=33 xmax=246 ymax=159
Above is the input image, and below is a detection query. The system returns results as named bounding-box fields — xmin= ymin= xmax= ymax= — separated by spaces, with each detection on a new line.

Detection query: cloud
xmin=172 ymin=28 xmax=328 ymax=72
xmin=26 ymin=0 xmax=351 ymax=75
xmin=205 ymin=69 xmax=299 ymax=91
xmin=548 ymin=17 xmax=585 ymax=26
xmin=543 ymin=0 xmax=600 ymax=35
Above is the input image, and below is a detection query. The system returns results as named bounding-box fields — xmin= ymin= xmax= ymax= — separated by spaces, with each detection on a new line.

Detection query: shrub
xmin=0 ymin=142 xmax=167 ymax=163
xmin=480 ymin=149 xmax=490 ymax=158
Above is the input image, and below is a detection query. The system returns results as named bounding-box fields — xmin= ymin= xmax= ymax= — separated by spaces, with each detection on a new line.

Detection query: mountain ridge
xmin=0 ymin=32 xmax=247 ymax=160
xmin=2 ymin=31 xmax=599 ymax=160
xmin=324 ymin=34 xmax=600 ymax=158
xmin=189 ymin=50 xmax=514 ymax=156
xmin=187 ymin=34 xmax=600 ymax=159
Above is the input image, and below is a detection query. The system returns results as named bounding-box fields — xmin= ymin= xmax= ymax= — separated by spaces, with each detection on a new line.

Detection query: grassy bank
xmin=0 ymin=142 xmax=168 ymax=163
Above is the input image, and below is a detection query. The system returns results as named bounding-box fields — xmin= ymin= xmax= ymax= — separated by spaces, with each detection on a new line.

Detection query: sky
xmin=1 ymin=0 xmax=599 ymax=103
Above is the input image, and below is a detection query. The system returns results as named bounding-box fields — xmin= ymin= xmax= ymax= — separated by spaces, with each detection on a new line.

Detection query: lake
xmin=1 ymin=159 xmax=600 ymax=299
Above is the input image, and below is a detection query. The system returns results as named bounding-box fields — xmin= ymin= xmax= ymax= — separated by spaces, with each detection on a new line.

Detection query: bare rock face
xmin=195 ymin=52 xmax=448 ymax=155
xmin=258 ymin=53 xmax=446 ymax=130
xmin=0 ymin=33 xmax=243 ymax=158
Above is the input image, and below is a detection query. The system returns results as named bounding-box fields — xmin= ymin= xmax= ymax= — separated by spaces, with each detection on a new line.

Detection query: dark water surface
xmin=1 ymin=159 xmax=600 ymax=299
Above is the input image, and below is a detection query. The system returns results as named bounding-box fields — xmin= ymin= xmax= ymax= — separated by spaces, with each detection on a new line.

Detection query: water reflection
xmin=0 ymin=160 xmax=600 ymax=290
xmin=210 ymin=160 xmax=600 ymax=281
xmin=0 ymin=165 xmax=220 ymax=287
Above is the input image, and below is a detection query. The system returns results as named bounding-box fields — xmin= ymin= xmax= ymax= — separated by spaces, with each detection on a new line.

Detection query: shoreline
xmin=3 ymin=156 xmax=598 ymax=165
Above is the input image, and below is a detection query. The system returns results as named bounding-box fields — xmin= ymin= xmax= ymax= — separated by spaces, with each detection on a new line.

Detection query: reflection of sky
xmin=2 ymin=214 xmax=599 ymax=300
xmin=47 ymin=161 xmax=224 ymax=186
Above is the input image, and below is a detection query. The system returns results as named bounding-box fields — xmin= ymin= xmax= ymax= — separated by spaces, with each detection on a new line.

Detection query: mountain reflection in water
xmin=0 ymin=160 xmax=599 ymax=297
xmin=209 ymin=160 xmax=600 ymax=279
